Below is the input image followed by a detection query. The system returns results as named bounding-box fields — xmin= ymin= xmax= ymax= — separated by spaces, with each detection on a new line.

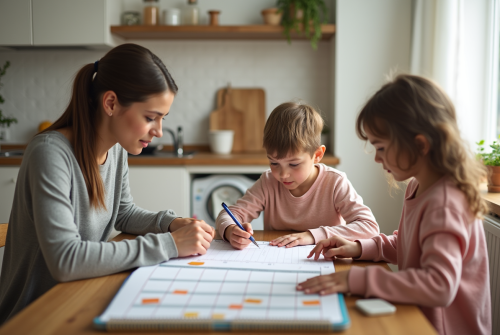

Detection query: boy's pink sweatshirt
xmin=349 ymin=176 xmax=491 ymax=335
xmin=216 ymin=163 xmax=379 ymax=242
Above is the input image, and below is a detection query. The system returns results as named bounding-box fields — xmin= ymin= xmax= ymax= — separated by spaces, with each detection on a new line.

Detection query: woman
xmin=0 ymin=43 xmax=214 ymax=323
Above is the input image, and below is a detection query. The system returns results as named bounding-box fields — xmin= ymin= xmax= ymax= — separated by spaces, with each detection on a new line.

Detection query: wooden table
xmin=0 ymin=231 xmax=436 ymax=335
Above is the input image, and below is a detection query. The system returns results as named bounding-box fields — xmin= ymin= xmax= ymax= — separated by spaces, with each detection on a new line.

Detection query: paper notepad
xmin=94 ymin=241 xmax=350 ymax=332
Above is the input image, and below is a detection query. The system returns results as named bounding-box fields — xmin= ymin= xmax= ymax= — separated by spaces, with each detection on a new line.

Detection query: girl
xmin=297 ymin=74 xmax=491 ymax=335
xmin=0 ymin=43 xmax=214 ymax=323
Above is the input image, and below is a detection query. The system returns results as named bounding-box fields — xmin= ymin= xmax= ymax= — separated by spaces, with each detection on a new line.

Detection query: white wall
xmin=0 ymin=40 xmax=331 ymax=145
xmin=335 ymin=0 xmax=412 ymax=234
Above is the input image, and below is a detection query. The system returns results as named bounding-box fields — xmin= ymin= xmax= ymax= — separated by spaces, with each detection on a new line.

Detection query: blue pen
xmin=221 ymin=202 xmax=260 ymax=248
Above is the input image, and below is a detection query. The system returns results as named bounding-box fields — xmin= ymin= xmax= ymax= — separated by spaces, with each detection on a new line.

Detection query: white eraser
xmin=355 ymin=299 xmax=396 ymax=316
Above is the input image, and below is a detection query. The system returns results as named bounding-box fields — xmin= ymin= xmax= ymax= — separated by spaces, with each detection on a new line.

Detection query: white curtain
xmin=410 ymin=0 xmax=499 ymax=147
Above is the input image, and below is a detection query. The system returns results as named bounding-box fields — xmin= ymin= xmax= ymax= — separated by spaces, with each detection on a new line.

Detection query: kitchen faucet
xmin=162 ymin=126 xmax=183 ymax=157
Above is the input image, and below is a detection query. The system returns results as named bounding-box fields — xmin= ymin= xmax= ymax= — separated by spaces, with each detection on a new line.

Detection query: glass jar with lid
xmin=183 ymin=0 xmax=199 ymax=25
xmin=143 ymin=0 xmax=160 ymax=26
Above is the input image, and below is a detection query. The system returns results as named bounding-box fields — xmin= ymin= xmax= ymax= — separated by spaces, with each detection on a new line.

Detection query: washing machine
xmin=192 ymin=175 xmax=264 ymax=229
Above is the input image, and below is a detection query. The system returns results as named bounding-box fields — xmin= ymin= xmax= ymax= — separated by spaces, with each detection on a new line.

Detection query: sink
xmin=0 ymin=150 xmax=23 ymax=157
xmin=130 ymin=150 xmax=196 ymax=158
xmin=153 ymin=151 xmax=196 ymax=158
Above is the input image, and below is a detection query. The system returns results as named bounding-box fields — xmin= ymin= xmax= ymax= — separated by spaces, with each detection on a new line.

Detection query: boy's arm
xmin=216 ymin=176 xmax=267 ymax=241
xmin=309 ymin=175 xmax=379 ymax=242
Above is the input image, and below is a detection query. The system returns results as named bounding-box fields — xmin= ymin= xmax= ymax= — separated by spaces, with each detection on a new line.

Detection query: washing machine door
xmin=206 ymin=185 xmax=244 ymax=222
xmin=192 ymin=175 xmax=262 ymax=228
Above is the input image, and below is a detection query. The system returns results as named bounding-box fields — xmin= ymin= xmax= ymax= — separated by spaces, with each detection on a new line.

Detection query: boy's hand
xmin=171 ymin=221 xmax=214 ymax=257
xmin=170 ymin=218 xmax=215 ymax=238
xmin=224 ymin=223 xmax=254 ymax=250
xmin=296 ymin=270 xmax=350 ymax=295
xmin=269 ymin=231 xmax=314 ymax=248
xmin=308 ymin=236 xmax=362 ymax=261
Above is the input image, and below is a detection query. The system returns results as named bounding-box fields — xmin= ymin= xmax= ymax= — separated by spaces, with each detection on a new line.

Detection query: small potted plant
xmin=477 ymin=139 xmax=500 ymax=192
xmin=276 ymin=0 xmax=328 ymax=49
xmin=0 ymin=61 xmax=17 ymax=149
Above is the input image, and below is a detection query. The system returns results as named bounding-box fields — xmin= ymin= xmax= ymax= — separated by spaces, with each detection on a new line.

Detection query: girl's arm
xmin=311 ymin=175 xmax=379 ymax=242
xmin=349 ymin=208 xmax=466 ymax=307
xmin=30 ymin=145 xmax=178 ymax=282
xmin=216 ymin=176 xmax=266 ymax=241
xmin=356 ymin=232 xmax=398 ymax=264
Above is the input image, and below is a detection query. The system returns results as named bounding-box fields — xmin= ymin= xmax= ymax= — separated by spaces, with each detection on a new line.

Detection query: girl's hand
xmin=171 ymin=221 xmax=214 ymax=257
xmin=297 ymin=270 xmax=350 ymax=295
xmin=270 ymin=232 xmax=315 ymax=248
xmin=170 ymin=218 xmax=215 ymax=238
xmin=224 ymin=223 xmax=254 ymax=250
xmin=308 ymin=236 xmax=362 ymax=260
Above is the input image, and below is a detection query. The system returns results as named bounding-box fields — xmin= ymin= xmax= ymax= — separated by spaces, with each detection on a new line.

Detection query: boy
xmin=216 ymin=102 xmax=379 ymax=249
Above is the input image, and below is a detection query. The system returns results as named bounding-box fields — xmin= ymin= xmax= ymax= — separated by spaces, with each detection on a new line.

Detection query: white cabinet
xmin=128 ymin=167 xmax=190 ymax=218
xmin=0 ymin=0 xmax=122 ymax=48
xmin=0 ymin=167 xmax=19 ymax=223
xmin=0 ymin=0 xmax=32 ymax=45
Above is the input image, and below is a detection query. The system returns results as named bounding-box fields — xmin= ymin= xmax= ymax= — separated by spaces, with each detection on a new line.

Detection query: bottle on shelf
xmin=143 ymin=0 xmax=160 ymax=26
xmin=208 ymin=10 xmax=220 ymax=26
xmin=183 ymin=0 xmax=199 ymax=25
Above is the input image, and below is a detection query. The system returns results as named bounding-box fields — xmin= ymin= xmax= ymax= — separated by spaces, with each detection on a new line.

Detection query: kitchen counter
xmin=127 ymin=152 xmax=340 ymax=166
xmin=0 ymin=146 xmax=340 ymax=166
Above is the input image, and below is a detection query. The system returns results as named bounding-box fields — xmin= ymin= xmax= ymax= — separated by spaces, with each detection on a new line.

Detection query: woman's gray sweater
xmin=0 ymin=131 xmax=179 ymax=323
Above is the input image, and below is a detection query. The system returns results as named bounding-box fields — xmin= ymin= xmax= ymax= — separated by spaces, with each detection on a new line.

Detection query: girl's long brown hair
xmin=41 ymin=43 xmax=178 ymax=209
xmin=356 ymin=74 xmax=488 ymax=218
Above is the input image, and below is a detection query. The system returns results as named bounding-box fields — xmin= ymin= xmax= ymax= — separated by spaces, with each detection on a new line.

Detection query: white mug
xmin=209 ymin=130 xmax=234 ymax=154
xmin=163 ymin=8 xmax=181 ymax=25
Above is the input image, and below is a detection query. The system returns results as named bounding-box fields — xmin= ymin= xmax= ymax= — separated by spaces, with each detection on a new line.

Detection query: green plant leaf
xmin=0 ymin=61 xmax=17 ymax=127
xmin=277 ymin=0 xmax=328 ymax=49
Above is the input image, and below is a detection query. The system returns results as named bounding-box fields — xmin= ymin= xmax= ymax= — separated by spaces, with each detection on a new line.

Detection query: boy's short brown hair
xmin=263 ymin=102 xmax=324 ymax=159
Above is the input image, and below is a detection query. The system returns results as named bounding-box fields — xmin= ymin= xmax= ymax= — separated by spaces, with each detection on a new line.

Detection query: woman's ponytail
xmin=43 ymin=63 xmax=106 ymax=209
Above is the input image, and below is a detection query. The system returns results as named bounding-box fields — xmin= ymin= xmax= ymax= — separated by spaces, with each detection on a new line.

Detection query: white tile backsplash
xmin=0 ymin=39 xmax=332 ymax=145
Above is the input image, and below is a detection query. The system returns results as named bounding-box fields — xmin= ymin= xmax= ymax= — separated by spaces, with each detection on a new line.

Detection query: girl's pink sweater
xmin=349 ymin=176 xmax=491 ymax=335
xmin=216 ymin=163 xmax=379 ymax=242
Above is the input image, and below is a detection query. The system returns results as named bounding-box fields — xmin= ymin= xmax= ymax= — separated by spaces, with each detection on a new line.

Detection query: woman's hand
xmin=224 ymin=223 xmax=253 ymax=250
xmin=170 ymin=220 xmax=214 ymax=257
xmin=297 ymin=270 xmax=350 ymax=295
xmin=169 ymin=218 xmax=215 ymax=238
xmin=308 ymin=236 xmax=362 ymax=260
xmin=269 ymin=231 xmax=315 ymax=248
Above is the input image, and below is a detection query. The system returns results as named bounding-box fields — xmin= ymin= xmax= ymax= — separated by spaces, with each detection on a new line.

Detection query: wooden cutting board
xmin=209 ymin=89 xmax=245 ymax=153
xmin=216 ymin=87 xmax=266 ymax=153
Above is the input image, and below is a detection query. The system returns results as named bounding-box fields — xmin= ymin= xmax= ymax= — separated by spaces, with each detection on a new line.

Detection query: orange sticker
xmin=212 ymin=313 xmax=225 ymax=320
xmin=142 ymin=298 xmax=160 ymax=304
xmin=173 ymin=290 xmax=188 ymax=294
xmin=184 ymin=312 xmax=198 ymax=318
xmin=303 ymin=300 xmax=321 ymax=306
xmin=244 ymin=299 xmax=262 ymax=304
xmin=229 ymin=304 xmax=243 ymax=309
xmin=188 ymin=262 xmax=205 ymax=266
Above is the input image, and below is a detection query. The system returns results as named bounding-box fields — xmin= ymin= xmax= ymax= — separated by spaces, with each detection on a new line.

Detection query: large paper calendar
xmin=94 ymin=241 xmax=350 ymax=332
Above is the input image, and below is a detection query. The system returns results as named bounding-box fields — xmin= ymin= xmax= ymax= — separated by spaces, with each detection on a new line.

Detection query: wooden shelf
xmin=110 ymin=24 xmax=335 ymax=41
